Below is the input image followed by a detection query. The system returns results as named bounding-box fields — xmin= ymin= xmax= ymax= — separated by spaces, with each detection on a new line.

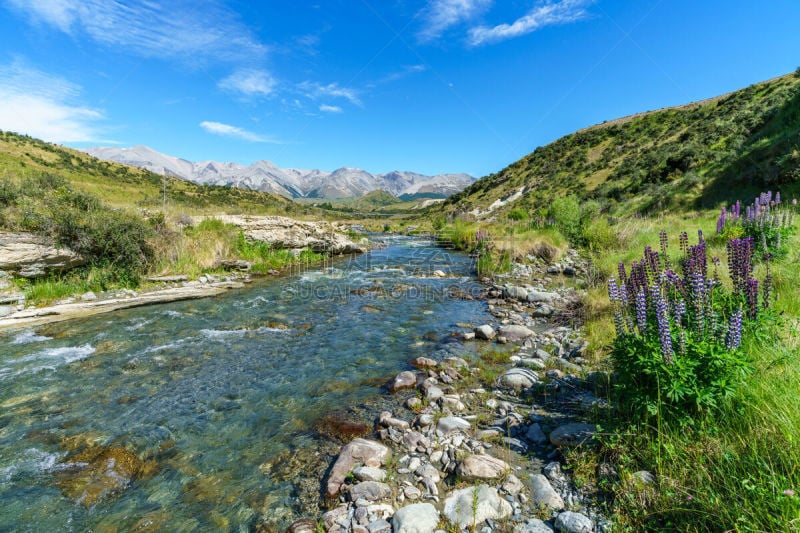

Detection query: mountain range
xmin=83 ymin=145 xmax=475 ymax=200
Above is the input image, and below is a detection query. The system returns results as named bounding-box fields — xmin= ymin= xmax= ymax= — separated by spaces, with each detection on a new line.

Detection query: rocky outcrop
xmin=0 ymin=232 xmax=84 ymax=278
xmin=199 ymin=215 xmax=367 ymax=255
xmin=326 ymin=438 xmax=391 ymax=498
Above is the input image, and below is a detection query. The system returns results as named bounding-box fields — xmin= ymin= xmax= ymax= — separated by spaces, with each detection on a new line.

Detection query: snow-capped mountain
xmin=83 ymin=146 xmax=474 ymax=199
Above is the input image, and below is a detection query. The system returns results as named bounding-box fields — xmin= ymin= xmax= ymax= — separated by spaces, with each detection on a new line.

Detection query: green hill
xmin=0 ymin=130 xmax=307 ymax=216
xmin=445 ymin=72 xmax=800 ymax=217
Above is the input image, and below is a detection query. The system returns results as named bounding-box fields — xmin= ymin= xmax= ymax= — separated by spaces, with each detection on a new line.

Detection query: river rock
xmin=288 ymin=519 xmax=318 ymax=533
xmin=554 ymin=511 xmax=594 ymax=532
xmin=549 ymin=423 xmax=596 ymax=448
xmin=504 ymin=285 xmax=529 ymax=300
xmin=443 ymin=485 xmax=512 ymax=528
xmin=501 ymin=474 xmax=524 ymax=497
xmin=498 ymin=324 xmax=535 ymax=342
xmin=531 ymin=474 xmax=565 ymax=512
xmin=367 ymin=519 xmax=392 ymax=533
xmin=353 ymin=466 xmax=387 ymax=482
xmin=0 ymin=232 xmax=85 ymax=278
xmin=413 ymin=356 xmax=437 ymax=369
xmin=515 ymin=519 xmax=555 ymax=533
xmin=56 ymin=446 xmax=143 ymax=507
xmin=500 ymin=368 xmax=539 ymax=391
xmin=326 ymin=439 xmax=391 ymax=498
xmin=526 ymin=423 xmax=549 ymax=444
xmin=379 ymin=412 xmax=410 ymax=431
xmin=531 ymin=305 xmax=555 ymax=318
xmin=197 ymin=215 xmax=366 ymax=255
xmin=392 ymin=503 xmax=439 ymax=533
xmin=457 ymin=454 xmax=509 ymax=480
xmin=323 ymin=506 xmax=350 ymax=530
xmin=527 ymin=291 xmax=558 ymax=303
xmin=474 ymin=324 xmax=496 ymax=340
xmin=349 ymin=481 xmax=392 ymax=502
xmin=390 ymin=371 xmax=417 ymax=392
xmin=436 ymin=416 xmax=471 ymax=436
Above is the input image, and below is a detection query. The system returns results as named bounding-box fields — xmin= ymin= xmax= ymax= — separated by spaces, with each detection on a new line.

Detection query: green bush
xmin=507 ymin=207 xmax=528 ymax=221
xmin=549 ymin=195 xmax=583 ymax=243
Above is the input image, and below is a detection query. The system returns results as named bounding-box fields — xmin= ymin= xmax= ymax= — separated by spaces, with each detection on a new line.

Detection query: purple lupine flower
xmin=776 ymin=192 xmax=781 ymax=204
xmin=652 ymin=284 xmax=673 ymax=364
xmin=659 ymin=230 xmax=670 ymax=269
xmin=635 ymin=289 xmax=647 ymax=334
xmin=619 ymin=283 xmax=629 ymax=306
xmin=727 ymin=237 xmax=754 ymax=295
xmin=674 ymin=298 xmax=686 ymax=325
xmin=618 ymin=262 xmax=628 ymax=286
xmin=690 ymin=271 xmax=706 ymax=334
xmin=726 ymin=308 xmax=743 ymax=350
xmin=607 ymin=278 xmax=620 ymax=303
xmin=717 ymin=208 xmax=726 ymax=234
xmin=711 ymin=256 xmax=721 ymax=284
xmin=679 ymin=231 xmax=689 ymax=255
xmin=747 ymin=279 xmax=759 ymax=319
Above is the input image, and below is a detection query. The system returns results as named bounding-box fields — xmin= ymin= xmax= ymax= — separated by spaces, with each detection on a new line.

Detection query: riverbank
xmin=277 ymin=250 xmax=613 ymax=532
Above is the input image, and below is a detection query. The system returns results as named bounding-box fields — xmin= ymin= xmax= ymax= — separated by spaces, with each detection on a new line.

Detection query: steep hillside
xmin=446 ymin=72 xmax=800 ymax=217
xmin=0 ymin=131 xmax=307 ymax=216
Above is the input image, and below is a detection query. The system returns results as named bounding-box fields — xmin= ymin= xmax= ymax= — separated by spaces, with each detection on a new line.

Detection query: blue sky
xmin=0 ymin=1 xmax=798 ymax=177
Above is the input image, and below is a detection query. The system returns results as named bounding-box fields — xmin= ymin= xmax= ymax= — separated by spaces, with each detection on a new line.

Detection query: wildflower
xmin=652 ymin=284 xmax=673 ymax=364
xmin=746 ymin=279 xmax=759 ymax=319
xmin=686 ymin=495 xmax=694 ymax=501
xmin=725 ymin=308 xmax=742 ymax=350
xmin=716 ymin=208 xmax=726 ymax=234
xmin=607 ymin=278 xmax=620 ymax=303
xmin=784 ymin=489 xmax=795 ymax=497
xmin=635 ymin=289 xmax=647 ymax=334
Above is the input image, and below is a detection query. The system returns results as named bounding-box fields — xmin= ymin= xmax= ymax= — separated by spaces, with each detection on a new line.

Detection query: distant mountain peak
xmin=82 ymin=146 xmax=475 ymax=200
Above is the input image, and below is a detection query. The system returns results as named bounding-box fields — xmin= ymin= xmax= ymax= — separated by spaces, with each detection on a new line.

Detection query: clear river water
xmin=0 ymin=236 xmax=492 ymax=532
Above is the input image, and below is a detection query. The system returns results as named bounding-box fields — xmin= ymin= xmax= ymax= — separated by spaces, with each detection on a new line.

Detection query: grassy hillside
xmin=446 ymin=72 xmax=800 ymax=217
xmin=0 ymin=130 xmax=310 ymax=216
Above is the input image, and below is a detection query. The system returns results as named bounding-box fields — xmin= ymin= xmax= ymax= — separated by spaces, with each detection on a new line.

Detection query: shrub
xmin=715 ymin=191 xmax=796 ymax=258
xmin=508 ymin=207 xmax=528 ymax=221
xmin=549 ymin=195 xmax=583 ymax=242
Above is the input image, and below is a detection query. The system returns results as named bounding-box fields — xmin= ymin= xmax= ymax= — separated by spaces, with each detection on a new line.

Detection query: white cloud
xmin=319 ymin=104 xmax=342 ymax=113
xmin=199 ymin=121 xmax=276 ymax=143
xmin=5 ymin=0 xmax=266 ymax=63
xmin=468 ymin=0 xmax=593 ymax=46
xmin=299 ymin=81 xmax=361 ymax=106
xmin=0 ymin=60 xmax=105 ymax=142
xmin=418 ymin=0 xmax=492 ymax=43
xmin=219 ymin=69 xmax=276 ymax=98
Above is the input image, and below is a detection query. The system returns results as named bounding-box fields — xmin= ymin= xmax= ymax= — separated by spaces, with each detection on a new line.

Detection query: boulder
xmin=55 ymin=446 xmax=143 ymax=507
xmin=443 ymin=485 xmax=512 ymax=528
xmin=326 ymin=439 xmax=391 ymax=498
xmin=526 ymin=423 xmax=549 ymax=444
xmin=500 ymin=368 xmax=539 ymax=391
xmin=549 ymin=423 xmax=596 ymax=448
xmin=474 ymin=324 xmax=496 ymax=340
xmin=530 ymin=474 xmax=565 ymax=512
xmin=457 ymin=454 xmax=509 ymax=480
xmin=554 ymin=511 xmax=594 ymax=533
xmin=436 ymin=416 xmax=471 ymax=436
xmin=503 ymin=285 xmax=529 ymax=300
xmin=526 ymin=291 xmax=558 ymax=303
xmin=413 ymin=357 xmax=437 ymax=369
xmin=498 ymin=324 xmax=535 ymax=342
xmin=0 ymin=232 xmax=84 ymax=278
xmin=392 ymin=503 xmax=439 ymax=533
xmin=390 ymin=371 xmax=417 ymax=392
xmin=349 ymin=481 xmax=392 ymax=502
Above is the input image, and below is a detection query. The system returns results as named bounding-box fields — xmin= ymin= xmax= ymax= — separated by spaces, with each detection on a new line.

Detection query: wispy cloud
xmin=377 ymin=65 xmax=427 ymax=85
xmin=319 ymin=104 xmax=342 ymax=114
xmin=468 ymin=0 xmax=593 ymax=46
xmin=299 ymin=81 xmax=362 ymax=106
xmin=5 ymin=0 xmax=266 ymax=63
xmin=0 ymin=60 xmax=105 ymax=142
xmin=218 ymin=69 xmax=276 ymax=99
xmin=418 ymin=0 xmax=492 ymax=43
xmin=199 ymin=121 xmax=276 ymax=143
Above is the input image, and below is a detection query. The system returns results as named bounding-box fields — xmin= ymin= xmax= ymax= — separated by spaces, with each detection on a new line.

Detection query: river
xmin=0 ymin=236 xmax=493 ymax=531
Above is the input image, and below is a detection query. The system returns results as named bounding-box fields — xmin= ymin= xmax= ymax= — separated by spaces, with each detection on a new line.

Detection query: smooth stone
xmin=530 ymin=474 xmax=565 ymax=512
xmin=503 ymin=286 xmax=529 ymax=300
xmin=415 ymin=463 xmax=441 ymax=484
xmin=380 ymin=412 xmax=410 ymax=431
xmin=288 ymin=519 xmax=318 ymax=533
xmin=367 ymin=519 xmax=392 ymax=533
xmin=501 ymin=474 xmax=524 ymax=497
xmin=474 ymin=325 xmax=496 ymax=340
xmin=436 ymin=416 xmax=471 ymax=436
xmin=526 ymin=291 xmax=558 ymax=303
xmin=554 ymin=511 xmax=594 ymax=533
xmin=80 ymin=291 xmax=97 ymax=301
xmin=456 ymin=454 xmax=510 ymax=481
xmin=443 ymin=485 xmax=512 ymax=528
xmin=514 ymin=519 xmax=555 ymax=533
xmin=500 ymin=368 xmax=539 ymax=391
xmin=526 ymin=423 xmax=549 ymax=444
xmin=327 ymin=439 xmax=391 ymax=498
xmin=414 ymin=357 xmax=438 ymax=368
xmin=353 ymin=466 xmax=387 ymax=482
xmin=498 ymin=324 xmax=535 ymax=342
xmin=392 ymin=503 xmax=439 ymax=533
xmin=403 ymin=486 xmax=422 ymax=500
xmin=549 ymin=423 xmax=596 ymax=448
xmin=630 ymin=470 xmax=656 ymax=488
xmin=349 ymin=481 xmax=392 ymax=502
xmin=403 ymin=431 xmax=430 ymax=452
xmin=519 ymin=358 xmax=546 ymax=370
xmin=322 ymin=506 xmax=349 ymax=530
xmin=391 ymin=371 xmax=418 ymax=392
xmin=531 ymin=305 xmax=554 ymax=317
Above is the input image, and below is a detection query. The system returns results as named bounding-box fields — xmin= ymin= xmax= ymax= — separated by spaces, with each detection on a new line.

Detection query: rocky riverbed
xmin=276 ymin=251 xmax=615 ymax=533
